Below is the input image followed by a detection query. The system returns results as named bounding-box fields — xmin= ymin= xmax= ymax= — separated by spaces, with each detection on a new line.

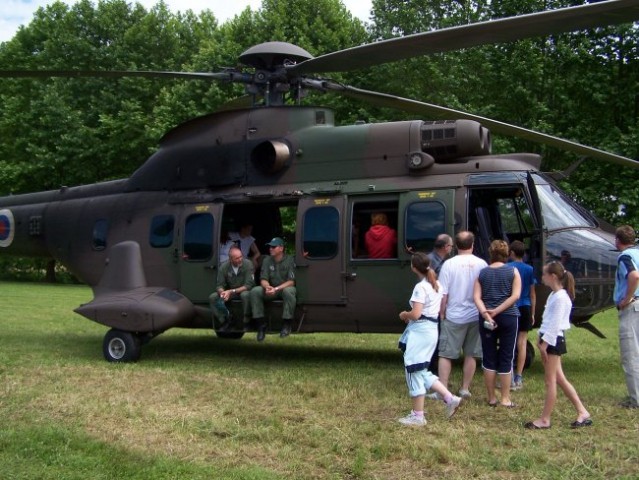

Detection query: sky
xmin=0 ymin=0 xmax=374 ymax=43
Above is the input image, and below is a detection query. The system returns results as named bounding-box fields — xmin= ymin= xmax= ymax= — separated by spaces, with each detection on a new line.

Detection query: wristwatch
xmin=232 ymin=289 xmax=236 ymax=294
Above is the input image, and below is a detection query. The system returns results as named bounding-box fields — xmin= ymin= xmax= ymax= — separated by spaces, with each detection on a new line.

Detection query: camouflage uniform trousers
xmin=250 ymin=286 xmax=297 ymax=320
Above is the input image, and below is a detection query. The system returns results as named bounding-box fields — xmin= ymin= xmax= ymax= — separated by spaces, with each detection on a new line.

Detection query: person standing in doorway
xmin=230 ymin=223 xmax=261 ymax=270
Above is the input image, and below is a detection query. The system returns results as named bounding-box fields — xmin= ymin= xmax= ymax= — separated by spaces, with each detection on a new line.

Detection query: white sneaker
xmin=398 ymin=412 xmax=426 ymax=426
xmin=425 ymin=392 xmax=442 ymax=400
xmin=458 ymin=389 xmax=472 ymax=399
xmin=446 ymin=396 xmax=462 ymax=418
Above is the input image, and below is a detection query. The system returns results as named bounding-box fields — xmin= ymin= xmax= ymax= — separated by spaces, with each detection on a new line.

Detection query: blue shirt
xmin=614 ymin=246 xmax=639 ymax=304
xmin=511 ymin=261 xmax=536 ymax=307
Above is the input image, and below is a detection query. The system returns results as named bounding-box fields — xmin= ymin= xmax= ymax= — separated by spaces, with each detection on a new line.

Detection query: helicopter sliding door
xmin=177 ymin=203 xmax=222 ymax=303
xmin=295 ymin=195 xmax=347 ymax=305
xmin=345 ymin=194 xmax=413 ymax=332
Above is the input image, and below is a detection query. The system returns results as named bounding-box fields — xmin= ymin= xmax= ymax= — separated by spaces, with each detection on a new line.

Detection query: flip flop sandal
xmin=501 ymin=402 xmax=517 ymax=409
xmin=570 ymin=418 xmax=593 ymax=428
xmin=524 ymin=421 xmax=551 ymax=430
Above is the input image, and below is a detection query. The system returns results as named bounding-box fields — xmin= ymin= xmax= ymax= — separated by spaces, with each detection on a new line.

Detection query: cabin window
xmin=92 ymin=219 xmax=109 ymax=251
xmin=352 ymin=200 xmax=399 ymax=259
xmin=183 ymin=213 xmax=214 ymax=261
xmin=303 ymin=206 xmax=339 ymax=258
xmin=404 ymin=201 xmax=446 ymax=253
xmin=149 ymin=215 xmax=175 ymax=248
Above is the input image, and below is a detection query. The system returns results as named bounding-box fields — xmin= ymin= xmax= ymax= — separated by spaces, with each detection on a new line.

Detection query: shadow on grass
xmin=144 ymin=333 xmax=400 ymax=367
xmin=4 ymin=327 xmax=400 ymax=366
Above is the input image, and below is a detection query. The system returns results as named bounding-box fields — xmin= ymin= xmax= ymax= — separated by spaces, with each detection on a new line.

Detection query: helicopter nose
xmin=545 ymin=228 xmax=617 ymax=315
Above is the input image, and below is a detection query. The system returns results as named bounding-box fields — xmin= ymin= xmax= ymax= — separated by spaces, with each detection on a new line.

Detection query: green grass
xmin=1 ymin=281 xmax=638 ymax=479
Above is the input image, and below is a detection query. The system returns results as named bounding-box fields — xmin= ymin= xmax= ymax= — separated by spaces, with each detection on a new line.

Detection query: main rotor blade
xmin=327 ymin=83 xmax=639 ymax=169
xmin=290 ymin=0 xmax=639 ymax=75
xmin=0 ymin=70 xmax=251 ymax=82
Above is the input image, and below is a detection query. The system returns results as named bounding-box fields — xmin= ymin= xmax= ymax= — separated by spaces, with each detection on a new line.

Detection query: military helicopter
xmin=1 ymin=0 xmax=639 ymax=362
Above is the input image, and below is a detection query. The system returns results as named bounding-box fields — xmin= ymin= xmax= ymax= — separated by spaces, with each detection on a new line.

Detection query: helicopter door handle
xmin=204 ymin=264 xmax=216 ymax=270
xmin=343 ymin=271 xmax=357 ymax=280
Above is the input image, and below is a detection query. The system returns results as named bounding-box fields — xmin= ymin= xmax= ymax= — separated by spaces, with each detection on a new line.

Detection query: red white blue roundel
xmin=0 ymin=209 xmax=15 ymax=248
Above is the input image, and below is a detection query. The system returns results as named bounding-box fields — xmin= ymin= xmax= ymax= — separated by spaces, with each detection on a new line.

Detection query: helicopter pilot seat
xmin=474 ymin=206 xmax=509 ymax=262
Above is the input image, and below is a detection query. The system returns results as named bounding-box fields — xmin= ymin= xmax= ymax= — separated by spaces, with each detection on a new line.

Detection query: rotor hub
xmin=239 ymin=42 xmax=313 ymax=70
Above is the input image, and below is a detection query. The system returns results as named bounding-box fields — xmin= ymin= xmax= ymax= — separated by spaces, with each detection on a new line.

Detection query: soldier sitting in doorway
xmin=209 ymin=246 xmax=254 ymax=332
xmin=250 ymin=237 xmax=297 ymax=341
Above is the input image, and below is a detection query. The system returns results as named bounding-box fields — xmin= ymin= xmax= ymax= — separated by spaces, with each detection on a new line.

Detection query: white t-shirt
xmin=539 ymin=289 xmax=572 ymax=346
xmin=438 ymin=253 xmax=487 ymax=324
xmin=229 ymin=232 xmax=255 ymax=258
xmin=409 ymin=278 xmax=443 ymax=319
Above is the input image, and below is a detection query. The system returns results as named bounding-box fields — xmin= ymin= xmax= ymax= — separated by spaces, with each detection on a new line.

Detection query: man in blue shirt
xmin=613 ymin=225 xmax=639 ymax=409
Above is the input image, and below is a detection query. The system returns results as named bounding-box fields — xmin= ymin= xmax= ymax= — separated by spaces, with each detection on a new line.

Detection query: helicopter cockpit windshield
xmin=535 ymin=180 xmax=596 ymax=229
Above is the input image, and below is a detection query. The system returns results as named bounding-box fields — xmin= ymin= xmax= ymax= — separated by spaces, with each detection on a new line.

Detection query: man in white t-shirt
xmin=434 ymin=231 xmax=487 ymax=399
xmin=229 ymin=223 xmax=261 ymax=269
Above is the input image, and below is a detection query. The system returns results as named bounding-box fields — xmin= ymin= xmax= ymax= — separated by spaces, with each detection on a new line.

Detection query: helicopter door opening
xmin=220 ymin=201 xmax=293 ymax=271
xmin=467 ymin=183 xmax=541 ymax=272
xmin=177 ymin=204 xmax=222 ymax=303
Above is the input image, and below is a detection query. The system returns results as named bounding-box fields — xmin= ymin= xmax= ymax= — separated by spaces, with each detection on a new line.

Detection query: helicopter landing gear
xmin=215 ymin=330 xmax=245 ymax=340
xmin=103 ymin=329 xmax=142 ymax=363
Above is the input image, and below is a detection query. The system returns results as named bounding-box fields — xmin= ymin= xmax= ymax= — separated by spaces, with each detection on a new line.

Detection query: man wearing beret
xmin=250 ymin=237 xmax=297 ymax=341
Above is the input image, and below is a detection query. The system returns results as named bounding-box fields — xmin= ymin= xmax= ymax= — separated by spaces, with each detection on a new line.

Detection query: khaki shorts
xmin=438 ymin=318 xmax=483 ymax=359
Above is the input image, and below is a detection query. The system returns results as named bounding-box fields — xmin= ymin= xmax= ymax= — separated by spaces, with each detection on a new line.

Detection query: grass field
xmin=1 ymin=281 xmax=638 ymax=479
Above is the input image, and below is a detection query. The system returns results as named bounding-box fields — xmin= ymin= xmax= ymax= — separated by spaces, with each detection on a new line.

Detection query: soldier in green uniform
xmin=251 ymin=237 xmax=297 ymax=341
xmin=209 ymin=246 xmax=255 ymax=332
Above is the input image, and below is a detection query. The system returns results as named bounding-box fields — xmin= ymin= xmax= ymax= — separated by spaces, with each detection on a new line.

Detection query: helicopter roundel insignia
xmin=0 ymin=209 xmax=15 ymax=248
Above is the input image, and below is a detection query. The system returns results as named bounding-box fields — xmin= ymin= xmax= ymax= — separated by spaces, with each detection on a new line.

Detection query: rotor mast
xmin=238 ymin=42 xmax=314 ymax=106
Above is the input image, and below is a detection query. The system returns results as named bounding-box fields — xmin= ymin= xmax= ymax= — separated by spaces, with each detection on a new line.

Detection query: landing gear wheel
xmin=215 ymin=331 xmax=245 ymax=340
xmin=103 ymin=329 xmax=142 ymax=362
